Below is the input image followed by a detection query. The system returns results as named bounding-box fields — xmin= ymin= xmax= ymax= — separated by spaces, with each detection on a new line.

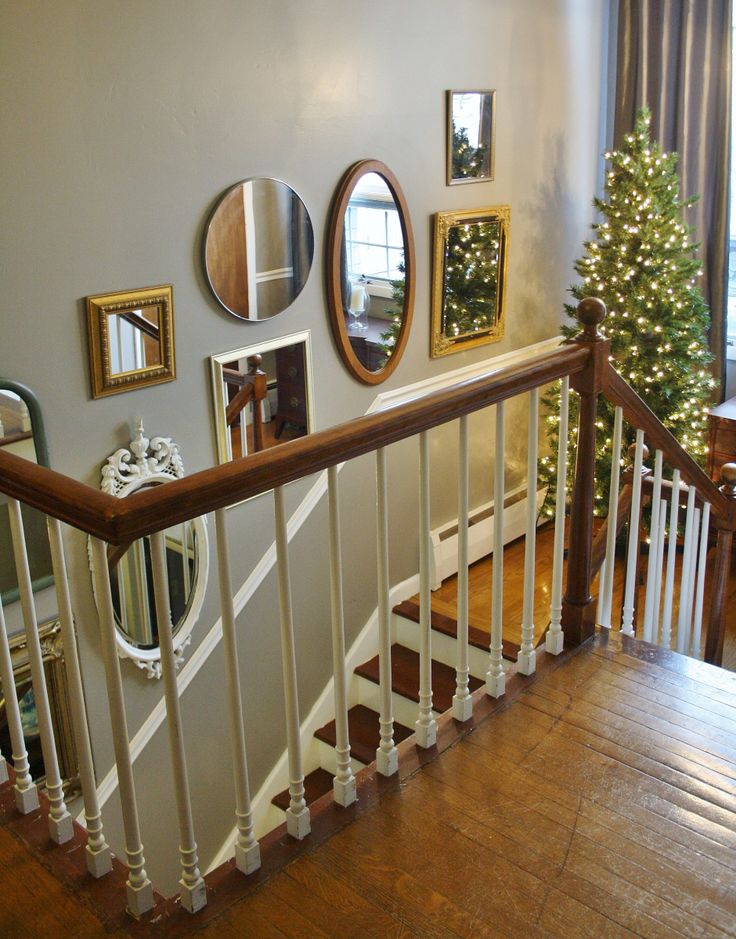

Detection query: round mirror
xmin=89 ymin=420 xmax=209 ymax=679
xmin=326 ymin=160 xmax=415 ymax=384
xmin=204 ymin=178 xmax=314 ymax=321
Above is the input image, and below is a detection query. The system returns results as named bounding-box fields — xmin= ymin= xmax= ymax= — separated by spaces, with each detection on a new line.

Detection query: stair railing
xmin=0 ymin=297 xmax=730 ymax=920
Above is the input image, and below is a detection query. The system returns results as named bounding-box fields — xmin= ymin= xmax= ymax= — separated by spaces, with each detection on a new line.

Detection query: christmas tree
xmin=442 ymin=219 xmax=501 ymax=337
xmin=539 ymin=107 xmax=715 ymax=519
xmin=451 ymin=122 xmax=488 ymax=180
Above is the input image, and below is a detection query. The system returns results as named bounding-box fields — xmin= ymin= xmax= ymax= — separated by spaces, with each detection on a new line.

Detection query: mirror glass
xmin=326 ymin=160 xmax=415 ymax=384
xmin=0 ymin=382 xmax=53 ymax=604
xmin=431 ymin=207 xmax=510 ymax=357
xmin=447 ymin=90 xmax=496 ymax=185
xmin=204 ymin=178 xmax=314 ymax=321
xmin=211 ymin=331 xmax=314 ymax=463
xmin=110 ymin=508 xmax=199 ymax=650
xmin=107 ymin=305 xmax=163 ymax=375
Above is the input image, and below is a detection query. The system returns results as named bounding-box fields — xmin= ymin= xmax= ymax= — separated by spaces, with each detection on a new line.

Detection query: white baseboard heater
xmin=430 ymin=485 xmax=546 ymax=590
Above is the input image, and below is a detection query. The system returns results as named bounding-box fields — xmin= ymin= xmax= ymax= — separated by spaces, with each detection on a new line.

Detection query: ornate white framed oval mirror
xmin=88 ymin=419 xmax=209 ymax=679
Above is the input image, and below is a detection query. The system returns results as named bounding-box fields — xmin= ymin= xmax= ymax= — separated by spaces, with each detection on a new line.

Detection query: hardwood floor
xmin=197 ymin=631 xmax=736 ymax=938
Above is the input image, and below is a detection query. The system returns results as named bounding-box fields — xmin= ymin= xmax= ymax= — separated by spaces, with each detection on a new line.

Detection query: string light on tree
xmin=540 ymin=107 xmax=715 ymax=517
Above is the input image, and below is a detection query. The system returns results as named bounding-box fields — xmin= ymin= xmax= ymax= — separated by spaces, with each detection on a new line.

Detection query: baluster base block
xmin=516 ymin=649 xmax=536 ymax=676
xmin=286 ymin=806 xmax=311 ymax=840
xmin=545 ymin=630 xmax=564 ymax=655
xmin=333 ymin=776 xmax=357 ymax=807
xmin=86 ymin=843 xmax=113 ymax=879
xmin=235 ymin=841 xmax=261 ymax=876
xmin=485 ymin=672 xmax=505 ymax=699
xmin=179 ymin=877 xmax=207 ymax=914
xmin=126 ymin=878 xmax=154 ymax=919
xmin=376 ymin=747 xmax=398 ymax=777
xmin=0 ymin=757 xmax=7 ymax=785
xmin=451 ymin=694 xmax=473 ymax=722
xmin=48 ymin=810 xmax=74 ymax=845
xmin=414 ymin=720 xmax=437 ymax=750
xmin=14 ymin=782 xmax=39 ymax=815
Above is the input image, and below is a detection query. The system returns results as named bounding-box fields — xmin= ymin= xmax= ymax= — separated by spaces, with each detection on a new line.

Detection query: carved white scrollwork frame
xmin=89 ymin=418 xmax=209 ymax=679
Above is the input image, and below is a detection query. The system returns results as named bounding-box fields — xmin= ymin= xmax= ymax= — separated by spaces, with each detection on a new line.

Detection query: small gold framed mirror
xmin=86 ymin=284 xmax=176 ymax=398
xmin=431 ymin=206 xmax=510 ymax=357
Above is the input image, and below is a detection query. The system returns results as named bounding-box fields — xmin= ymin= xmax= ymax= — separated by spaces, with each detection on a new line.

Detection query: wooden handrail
xmin=0 ymin=343 xmax=589 ymax=545
xmin=605 ymin=367 xmax=731 ymax=520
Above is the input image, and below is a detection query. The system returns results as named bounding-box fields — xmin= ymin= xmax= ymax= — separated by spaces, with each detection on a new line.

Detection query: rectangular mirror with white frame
xmin=210 ymin=330 xmax=315 ymax=464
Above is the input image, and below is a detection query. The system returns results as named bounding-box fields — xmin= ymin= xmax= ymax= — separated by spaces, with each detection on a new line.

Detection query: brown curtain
xmin=614 ymin=0 xmax=732 ymax=394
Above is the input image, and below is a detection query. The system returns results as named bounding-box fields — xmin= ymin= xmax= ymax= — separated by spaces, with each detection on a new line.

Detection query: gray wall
xmin=0 ymin=0 xmax=609 ymax=891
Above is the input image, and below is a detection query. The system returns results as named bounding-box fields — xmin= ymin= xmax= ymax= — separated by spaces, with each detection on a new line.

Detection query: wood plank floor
xmin=195 ymin=630 xmax=736 ymax=938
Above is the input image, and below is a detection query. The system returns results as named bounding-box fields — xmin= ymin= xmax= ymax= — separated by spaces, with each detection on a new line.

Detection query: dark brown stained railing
xmin=0 ymin=343 xmax=589 ymax=545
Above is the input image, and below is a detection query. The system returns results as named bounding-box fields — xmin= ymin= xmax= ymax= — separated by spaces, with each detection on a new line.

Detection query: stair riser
xmin=312 ymin=737 xmax=365 ymax=778
xmin=393 ymin=612 xmax=493 ymax=678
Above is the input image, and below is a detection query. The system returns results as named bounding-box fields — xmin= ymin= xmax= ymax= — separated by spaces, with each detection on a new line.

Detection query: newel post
xmin=704 ymin=463 xmax=736 ymax=665
xmin=561 ymin=298 xmax=611 ymax=645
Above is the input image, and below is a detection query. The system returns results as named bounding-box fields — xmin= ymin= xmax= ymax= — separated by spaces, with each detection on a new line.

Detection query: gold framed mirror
xmin=326 ymin=160 xmax=415 ymax=384
xmin=431 ymin=206 xmax=510 ymax=357
xmin=86 ymin=284 xmax=176 ymax=398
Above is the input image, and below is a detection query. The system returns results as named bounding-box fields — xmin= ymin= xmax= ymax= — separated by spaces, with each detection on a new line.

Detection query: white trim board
xmin=79 ymin=334 xmax=562 ymax=823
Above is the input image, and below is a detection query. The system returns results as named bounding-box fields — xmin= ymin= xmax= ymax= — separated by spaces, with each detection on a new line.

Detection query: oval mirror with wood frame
xmin=326 ymin=160 xmax=415 ymax=384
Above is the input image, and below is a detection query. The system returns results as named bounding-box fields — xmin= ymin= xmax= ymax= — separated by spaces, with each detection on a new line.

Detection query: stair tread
xmin=271 ymin=767 xmax=335 ymax=812
xmin=394 ymin=598 xmax=546 ymax=658
xmin=315 ymin=704 xmax=413 ymax=766
xmin=355 ymin=643 xmax=483 ymax=713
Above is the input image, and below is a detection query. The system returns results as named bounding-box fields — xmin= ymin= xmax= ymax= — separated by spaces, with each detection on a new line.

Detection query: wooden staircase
xmin=269 ymin=598 xmax=503 ymax=819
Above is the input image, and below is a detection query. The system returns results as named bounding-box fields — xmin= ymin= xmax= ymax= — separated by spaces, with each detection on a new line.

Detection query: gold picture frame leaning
xmin=431 ymin=206 xmax=510 ymax=358
xmin=86 ymin=284 xmax=176 ymax=399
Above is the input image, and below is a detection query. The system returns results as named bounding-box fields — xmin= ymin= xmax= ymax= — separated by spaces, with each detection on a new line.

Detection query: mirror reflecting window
xmin=431 ymin=206 xmax=510 ymax=357
xmin=211 ymin=331 xmax=315 ymax=464
xmin=447 ymin=90 xmax=496 ymax=185
xmin=204 ymin=178 xmax=314 ymax=321
xmin=86 ymin=284 xmax=176 ymax=399
xmin=326 ymin=160 xmax=415 ymax=384
xmin=89 ymin=420 xmax=208 ymax=679
xmin=0 ymin=381 xmax=53 ymax=605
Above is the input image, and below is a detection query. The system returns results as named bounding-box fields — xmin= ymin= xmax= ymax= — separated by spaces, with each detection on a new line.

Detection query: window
xmin=344 ymin=173 xmax=403 ymax=294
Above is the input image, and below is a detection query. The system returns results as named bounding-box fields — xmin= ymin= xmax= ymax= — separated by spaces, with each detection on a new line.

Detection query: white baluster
xmin=650 ymin=499 xmax=668 ymax=646
xmin=273 ymin=486 xmax=310 ymax=838
xmin=0 ymin=594 xmax=37 ymax=811
xmin=47 ymin=519 xmax=112 ymax=877
xmin=214 ymin=509 xmax=260 ymax=874
xmin=675 ymin=488 xmax=697 ymax=655
xmin=375 ymin=448 xmax=398 ymax=776
xmin=518 ymin=389 xmax=538 ymax=675
xmin=641 ymin=449 xmax=663 ymax=643
xmin=620 ymin=430 xmax=645 ymax=637
xmin=486 ymin=402 xmax=506 ymax=698
xmin=150 ymin=531 xmax=206 ymax=913
xmin=90 ymin=538 xmax=153 ymax=917
xmin=596 ymin=557 xmax=607 ymax=627
xmin=327 ymin=466 xmax=357 ymax=805
xmin=546 ymin=377 xmax=569 ymax=654
xmin=452 ymin=416 xmax=472 ymax=720
xmin=600 ymin=406 xmax=623 ymax=629
xmin=690 ymin=502 xmax=711 ymax=659
xmin=8 ymin=499 xmax=72 ymax=843
xmin=661 ymin=469 xmax=681 ymax=650
xmin=416 ymin=432 xmax=436 ymax=748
